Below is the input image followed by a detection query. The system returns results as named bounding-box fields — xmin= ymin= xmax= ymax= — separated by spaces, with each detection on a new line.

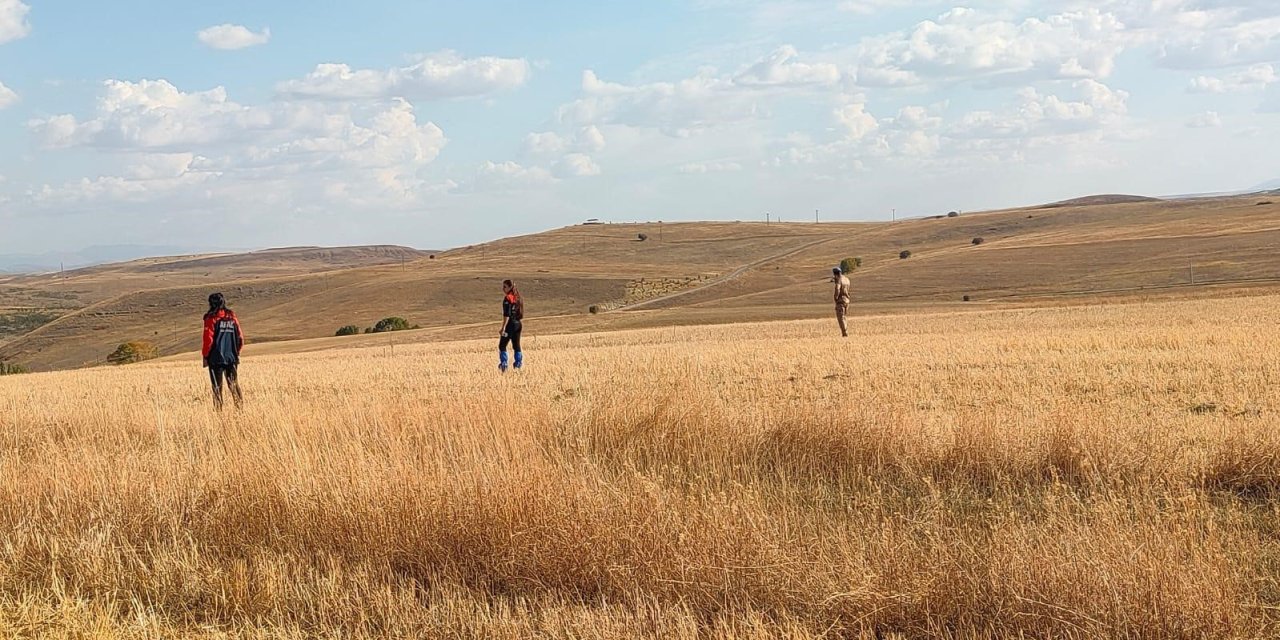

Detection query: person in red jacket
xmin=202 ymin=292 xmax=244 ymax=410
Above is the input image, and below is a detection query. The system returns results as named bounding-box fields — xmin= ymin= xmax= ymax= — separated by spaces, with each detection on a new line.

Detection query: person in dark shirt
xmin=202 ymin=292 xmax=244 ymax=410
xmin=498 ymin=279 xmax=524 ymax=372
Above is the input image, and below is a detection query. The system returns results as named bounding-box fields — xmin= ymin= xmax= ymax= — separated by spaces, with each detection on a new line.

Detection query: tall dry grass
xmin=1 ymin=295 xmax=1280 ymax=638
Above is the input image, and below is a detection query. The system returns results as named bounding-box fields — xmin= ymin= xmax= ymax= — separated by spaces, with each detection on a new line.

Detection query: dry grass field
xmin=2 ymin=293 xmax=1280 ymax=638
xmin=5 ymin=195 xmax=1280 ymax=372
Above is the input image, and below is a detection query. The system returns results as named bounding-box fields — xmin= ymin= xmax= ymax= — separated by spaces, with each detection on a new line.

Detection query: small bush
xmin=335 ymin=325 xmax=361 ymax=337
xmin=588 ymin=305 xmax=600 ymax=314
xmin=899 ymin=250 xmax=912 ymax=260
xmin=107 ymin=341 xmax=159 ymax=366
xmin=854 ymin=257 xmax=863 ymax=268
xmin=0 ymin=361 xmax=29 ymax=376
xmin=429 ymin=254 xmax=436 ymax=259
xmin=364 ymin=328 xmax=374 ymax=334
xmin=963 ymin=295 xmax=971 ymax=302
xmin=637 ymin=233 xmax=649 ymax=242
xmin=972 ymin=237 xmax=985 ymax=245
xmin=947 ymin=211 xmax=960 ymax=218
xmin=372 ymin=317 xmax=412 ymax=333
xmin=839 ymin=257 xmax=859 ymax=274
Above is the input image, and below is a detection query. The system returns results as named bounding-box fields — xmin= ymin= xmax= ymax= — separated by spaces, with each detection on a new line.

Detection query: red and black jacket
xmin=202 ymin=309 xmax=244 ymax=366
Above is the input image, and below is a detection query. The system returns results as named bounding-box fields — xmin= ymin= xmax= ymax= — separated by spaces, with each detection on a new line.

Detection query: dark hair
xmin=206 ymin=292 xmax=226 ymax=318
xmin=503 ymin=280 xmax=524 ymax=320
xmin=832 ymin=267 xmax=842 ymax=275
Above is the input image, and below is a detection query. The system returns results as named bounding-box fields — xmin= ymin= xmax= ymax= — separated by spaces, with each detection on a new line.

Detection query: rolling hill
xmin=3 ymin=195 xmax=1280 ymax=371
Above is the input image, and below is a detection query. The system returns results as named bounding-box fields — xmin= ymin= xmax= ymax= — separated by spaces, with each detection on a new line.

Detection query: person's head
xmin=502 ymin=279 xmax=514 ymax=294
xmin=207 ymin=292 xmax=226 ymax=314
xmin=832 ymin=267 xmax=842 ymax=277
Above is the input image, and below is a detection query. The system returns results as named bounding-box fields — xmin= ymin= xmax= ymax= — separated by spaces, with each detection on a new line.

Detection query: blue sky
xmin=1 ymin=0 xmax=1279 ymax=254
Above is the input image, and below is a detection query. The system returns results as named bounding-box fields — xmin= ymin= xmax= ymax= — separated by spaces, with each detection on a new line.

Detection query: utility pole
xmin=892 ymin=208 xmax=896 ymax=223
xmin=766 ymin=212 xmax=770 ymax=225
xmin=815 ymin=209 xmax=819 ymax=224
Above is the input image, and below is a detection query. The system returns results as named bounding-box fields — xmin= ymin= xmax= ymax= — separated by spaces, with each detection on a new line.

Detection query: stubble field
xmin=2 ymin=294 xmax=1280 ymax=638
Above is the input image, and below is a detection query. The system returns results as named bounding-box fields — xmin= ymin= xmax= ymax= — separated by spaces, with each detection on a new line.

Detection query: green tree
xmin=372 ymin=317 xmax=412 ymax=333
xmin=107 ymin=341 xmax=159 ymax=365
xmin=0 ymin=361 xmax=29 ymax=376
xmin=839 ymin=257 xmax=859 ymax=274
xmin=335 ymin=325 xmax=361 ymax=337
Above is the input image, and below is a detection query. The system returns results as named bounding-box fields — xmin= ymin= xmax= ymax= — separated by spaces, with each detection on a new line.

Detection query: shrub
xmin=839 ymin=257 xmax=859 ymax=274
xmin=335 ymin=325 xmax=361 ymax=337
xmin=854 ymin=257 xmax=863 ymax=268
xmin=947 ymin=211 xmax=960 ymax=218
xmin=972 ymin=237 xmax=985 ymax=245
xmin=963 ymin=295 xmax=971 ymax=302
xmin=638 ymin=233 xmax=649 ymax=242
xmin=589 ymin=305 xmax=600 ymax=314
xmin=429 ymin=254 xmax=436 ymax=259
xmin=0 ymin=361 xmax=29 ymax=376
xmin=107 ymin=341 xmax=159 ymax=366
xmin=372 ymin=317 xmax=412 ymax=333
xmin=899 ymin=250 xmax=912 ymax=260
xmin=371 ymin=317 xmax=408 ymax=333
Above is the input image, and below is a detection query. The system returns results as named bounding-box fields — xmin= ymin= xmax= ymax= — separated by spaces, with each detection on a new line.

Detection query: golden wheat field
xmin=2 ymin=295 xmax=1280 ymax=638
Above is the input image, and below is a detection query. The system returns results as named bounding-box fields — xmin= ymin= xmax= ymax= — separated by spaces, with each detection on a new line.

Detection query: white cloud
xmin=0 ymin=0 xmax=30 ymax=44
xmin=196 ymin=24 xmax=270 ymax=50
xmin=732 ymin=45 xmax=841 ymax=87
xmin=0 ymin=81 xmax=16 ymax=109
xmin=464 ymin=160 xmax=555 ymax=192
xmin=553 ymin=153 xmax=602 ymax=178
xmin=950 ymin=80 xmax=1128 ymax=140
xmin=1188 ymin=64 xmax=1276 ymax=93
xmin=1186 ymin=111 xmax=1222 ymax=128
xmin=523 ymin=126 xmax=606 ymax=156
xmin=557 ymin=45 xmax=841 ymax=136
xmin=277 ymin=50 xmax=531 ymax=101
xmin=834 ymin=99 xmax=879 ymax=140
xmin=677 ymin=160 xmax=743 ymax=174
xmin=851 ymin=8 xmax=1127 ymax=88
xmin=27 ymin=79 xmax=449 ymax=212
xmin=1153 ymin=12 xmax=1280 ymax=70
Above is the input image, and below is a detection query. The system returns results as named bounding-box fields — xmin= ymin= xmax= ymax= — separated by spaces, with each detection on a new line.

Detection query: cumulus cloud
xmin=557 ymin=46 xmax=838 ymax=136
xmin=732 ymin=45 xmax=841 ymax=87
xmin=552 ymin=153 xmax=602 ymax=178
xmin=834 ymin=99 xmax=879 ymax=140
xmin=197 ymin=24 xmax=270 ymax=50
xmin=851 ymin=8 xmax=1127 ymax=88
xmin=949 ymin=80 xmax=1128 ymax=140
xmin=1186 ymin=111 xmax=1222 ymax=128
xmin=277 ymin=50 xmax=531 ymax=101
xmin=27 ymin=79 xmax=449 ymax=211
xmin=0 ymin=81 xmax=16 ymax=109
xmin=1188 ymin=63 xmax=1276 ymax=93
xmin=463 ymin=160 xmax=555 ymax=192
xmin=523 ymin=125 xmax=606 ymax=156
xmin=0 ymin=0 xmax=30 ymax=44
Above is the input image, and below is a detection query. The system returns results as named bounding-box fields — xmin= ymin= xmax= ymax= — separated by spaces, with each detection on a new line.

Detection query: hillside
xmin=4 ymin=195 xmax=1280 ymax=371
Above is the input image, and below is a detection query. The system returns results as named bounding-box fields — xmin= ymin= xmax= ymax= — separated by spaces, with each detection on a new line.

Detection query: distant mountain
xmin=0 ymin=244 xmax=237 ymax=273
xmin=1037 ymin=194 xmax=1162 ymax=209
xmin=1253 ymin=178 xmax=1280 ymax=192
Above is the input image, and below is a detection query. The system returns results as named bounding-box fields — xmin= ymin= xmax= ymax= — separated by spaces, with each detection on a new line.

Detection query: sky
xmin=1 ymin=0 xmax=1279 ymax=255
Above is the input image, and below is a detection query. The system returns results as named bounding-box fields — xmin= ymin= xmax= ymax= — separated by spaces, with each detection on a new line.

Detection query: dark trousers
xmin=499 ymin=328 xmax=522 ymax=353
xmin=209 ymin=364 xmax=243 ymax=410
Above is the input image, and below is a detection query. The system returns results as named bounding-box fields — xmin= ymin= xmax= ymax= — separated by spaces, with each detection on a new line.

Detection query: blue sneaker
xmin=499 ymin=351 xmax=509 ymax=373
xmin=514 ymin=351 xmax=523 ymax=370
